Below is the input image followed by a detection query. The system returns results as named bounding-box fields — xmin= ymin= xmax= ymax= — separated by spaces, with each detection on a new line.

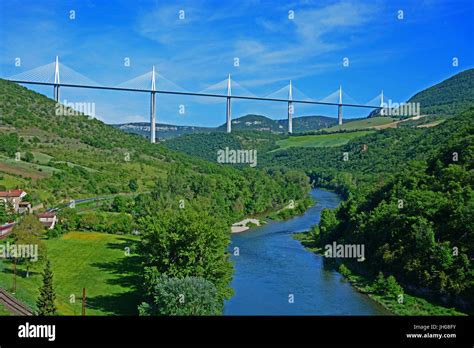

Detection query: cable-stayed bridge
xmin=4 ymin=57 xmax=386 ymax=143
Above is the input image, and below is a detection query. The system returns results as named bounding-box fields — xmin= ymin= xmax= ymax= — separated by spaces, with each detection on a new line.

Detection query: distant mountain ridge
xmin=114 ymin=114 xmax=338 ymax=140
xmin=113 ymin=122 xmax=213 ymax=139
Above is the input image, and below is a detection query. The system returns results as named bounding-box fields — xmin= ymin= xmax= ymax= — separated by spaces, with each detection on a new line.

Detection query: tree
xmin=373 ymin=272 xmax=386 ymax=294
xmin=385 ymin=275 xmax=404 ymax=299
xmin=128 ymin=178 xmax=138 ymax=192
xmin=138 ymin=275 xmax=220 ymax=316
xmin=111 ymin=196 xmax=128 ymax=213
xmin=24 ymin=151 xmax=34 ymax=163
xmin=36 ymin=259 xmax=57 ymax=316
xmin=46 ymin=224 xmax=63 ymax=239
xmin=138 ymin=209 xmax=233 ymax=306
xmin=0 ymin=201 xmax=8 ymax=224
xmin=12 ymin=214 xmax=46 ymax=277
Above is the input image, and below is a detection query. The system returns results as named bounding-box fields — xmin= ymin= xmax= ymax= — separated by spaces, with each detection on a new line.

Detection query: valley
xmin=0 ymin=68 xmax=473 ymax=317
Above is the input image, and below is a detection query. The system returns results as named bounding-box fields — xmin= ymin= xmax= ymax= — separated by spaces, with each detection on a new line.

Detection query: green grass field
xmin=0 ymin=232 xmax=141 ymax=316
xmin=0 ymin=154 xmax=61 ymax=178
xmin=31 ymin=151 xmax=54 ymax=165
xmin=325 ymin=117 xmax=398 ymax=131
xmin=0 ymin=303 xmax=11 ymax=315
xmin=276 ymin=130 xmax=374 ymax=149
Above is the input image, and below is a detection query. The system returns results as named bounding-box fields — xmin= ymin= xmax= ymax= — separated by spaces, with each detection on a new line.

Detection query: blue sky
xmin=0 ymin=0 xmax=473 ymax=126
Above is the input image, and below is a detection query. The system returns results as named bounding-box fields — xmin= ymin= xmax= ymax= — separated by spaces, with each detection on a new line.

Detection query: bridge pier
xmin=150 ymin=91 xmax=156 ymax=143
xmin=150 ymin=66 xmax=157 ymax=143
xmin=54 ymin=56 xmax=60 ymax=103
xmin=288 ymin=80 xmax=293 ymax=133
xmin=53 ymin=85 xmax=60 ymax=103
xmin=226 ymin=74 xmax=232 ymax=133
xmin=338 ymin=85 xmax=343 ymax=125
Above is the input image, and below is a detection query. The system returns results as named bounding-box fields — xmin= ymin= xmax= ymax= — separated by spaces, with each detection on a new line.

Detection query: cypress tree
xmin=36 ymin=259 xmax=57 ymax=316
xmin=0 ymin=201 xmax=7 ymax=224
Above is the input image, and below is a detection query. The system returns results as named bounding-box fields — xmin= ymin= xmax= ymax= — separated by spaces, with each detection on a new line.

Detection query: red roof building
xmin=0 ymin=190 xmax=27 ymax=213
xmin=37 ymin=212 xmax=57 ymax=230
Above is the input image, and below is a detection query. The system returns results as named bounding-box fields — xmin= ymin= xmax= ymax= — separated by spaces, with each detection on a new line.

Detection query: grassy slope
xmin=325 ymin=117 xmax=398 ymax=131
xmin=407 ymin=68 xmax=474 ymax=116
xmin=0 ymin=232 xmax=141 ymax=316
xmin=276 ymin=131 xmax=373 ymax=149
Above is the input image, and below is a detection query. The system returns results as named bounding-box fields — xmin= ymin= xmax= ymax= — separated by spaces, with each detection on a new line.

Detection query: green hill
xmin=325 ymin=116 xmax=398 ymax=131
xmin=216 ymin=114 xmax=337 ymax=133
xmin=276 ymin=131 xmax=374 ymax=149
xmin=164 ymin=131 xmax=284 ymax=162
xmin=115 ymin=114 xmax=338 ymax=141
xmin=407 ymin=68 xmax=474 ymax=116
xmin=0 ymin=78 xmax=308 ymax=222
xmin=217 ymin=114 xmax=281 ymax=132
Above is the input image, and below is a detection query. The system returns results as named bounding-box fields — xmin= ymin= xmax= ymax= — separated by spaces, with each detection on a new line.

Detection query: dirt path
xmin=373 ymin=115 xmax=428 ymax=130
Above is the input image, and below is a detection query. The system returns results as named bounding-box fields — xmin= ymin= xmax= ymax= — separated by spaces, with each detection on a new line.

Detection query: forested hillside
xmin=407 ymin=68 xmax=474 ymax=116
xmin=263 ymin=110 xmax=474 ymax=312
xmin=0 ymin=78 xmax=307 ymax=217
xmin=216 ymin=114 xmax=337 ymax=132
xmin=316 ymin=111 xmax=473 ymax=311
xmin=164 ymin=131 xmax=283 ymax=162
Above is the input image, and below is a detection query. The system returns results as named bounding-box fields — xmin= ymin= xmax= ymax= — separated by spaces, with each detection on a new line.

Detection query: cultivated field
xmin=325 ymin=117 xmax=398 ymax=131
xmin=276 ymin=130 xmax=374 ymax=149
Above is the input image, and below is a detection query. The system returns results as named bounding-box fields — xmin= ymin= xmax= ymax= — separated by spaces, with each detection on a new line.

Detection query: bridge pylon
xmin=53 ymin=56 xmax=60 ymax=103
xmin=150 ymin=66 xmax=156 ymax=143
xmin=380 ymin=90 xmax=384 ymax=116
xmin=338 ymin=85 xmax=343 ymax=125
xmin=288 ymin=80 xmax=293 ymax=133
xmin=226 ymin=74 xmax=232 ymax=133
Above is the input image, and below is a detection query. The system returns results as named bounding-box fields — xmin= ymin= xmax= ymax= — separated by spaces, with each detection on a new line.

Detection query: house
xmin=18 ymin=201 xmax=32 ymax=214
xmin=0 ymin=222 xmax=15 ymax=239
xmin=0 ymin=190 xmax=28 ymax=213
xmin=37 ymin=212 xmax=57 ymax=230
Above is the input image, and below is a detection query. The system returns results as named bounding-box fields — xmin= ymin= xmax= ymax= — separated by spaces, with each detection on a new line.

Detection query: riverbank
xmin=225 ymin=188 xmax=386 ymax=315
xmin=231 ymin=218 xmax=262 ymax=233
xmin=231 ymin=196 xmax=313 ymax=233
xmin=293 ymin=231 xmax=466 ymax=316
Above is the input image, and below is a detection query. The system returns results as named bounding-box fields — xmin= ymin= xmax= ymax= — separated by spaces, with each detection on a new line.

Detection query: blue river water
xmin=224 ymin=188 xmax=389 ymax=315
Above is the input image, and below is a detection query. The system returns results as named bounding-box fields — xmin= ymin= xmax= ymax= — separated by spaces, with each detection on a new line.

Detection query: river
xmin=224 ymin=188 xmax=389 ymax=315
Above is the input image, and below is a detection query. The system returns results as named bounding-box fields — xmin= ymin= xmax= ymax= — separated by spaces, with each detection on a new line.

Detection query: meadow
xmin=0 ymin=232 xmax=141 ymax=315
xmin=325 ymin=117 xmax=398 ymax=131
xmin=276 ymin=130 xmax=374 ymax=149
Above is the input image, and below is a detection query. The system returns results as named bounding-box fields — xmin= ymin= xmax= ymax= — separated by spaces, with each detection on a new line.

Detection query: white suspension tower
xmin=150 ymin=66 xmax=157 ymax=143
xmin=380 ymin=90 xmax=384 ymax=116
xmin=288 ymin=80 xmax=293 ymax=133
xmin=54 ymin=56 xmax=60 ymax=103
xmin=226 ymin=74 xmax=232 ymax=133
xmin=338 ymin=85 xmax=343 ymax=125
